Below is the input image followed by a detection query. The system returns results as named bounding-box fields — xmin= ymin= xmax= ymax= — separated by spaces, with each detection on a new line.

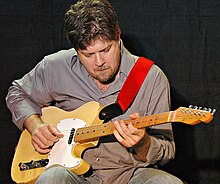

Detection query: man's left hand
xmin=113 ymin=113 xmax=146 ymax=148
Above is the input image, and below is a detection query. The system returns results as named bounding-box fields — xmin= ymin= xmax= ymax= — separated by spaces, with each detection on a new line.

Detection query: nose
xmin=94 ymin=53 xmax=105 ymax=66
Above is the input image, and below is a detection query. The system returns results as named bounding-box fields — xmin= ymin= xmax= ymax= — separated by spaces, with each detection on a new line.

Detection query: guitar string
xmin=57 ymin=112 xmax=201 ymax=136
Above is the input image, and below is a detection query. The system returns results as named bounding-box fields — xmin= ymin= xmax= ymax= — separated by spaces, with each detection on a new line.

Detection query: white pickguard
xmin=45 ymin=118 xmax=86 ymax=170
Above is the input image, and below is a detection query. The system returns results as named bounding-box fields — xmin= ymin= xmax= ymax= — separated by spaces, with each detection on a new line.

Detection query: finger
xmin=113 ymin=129 xmax=123 ymax=143
xmin=113 ymin=129 xmax=131 ymax=148
xmin=32 ymin=131 xmax=54 ymax=149
xmin=115 ymin=120 xmax=133 ymax=138
xmin=127 ymin=122 xmax=139 ymax=135
xmin=32 ymin=140 xmax=51 ymax=154
xmin=48 ymin=124 xmax=64 ymax=139
xmin=40 ymin=124 xmax=62 ymax=144
xmin=114 ymin=121 xmax=135 ymax=147
xmin=127 ymin=122 xmax=146 ymax=135
xmin=128 ymin=123 xmax=146 ymax=139
xmin=33 ymin=125 xmax=56 ymax=148
xmin=129 ymin=112 xmax=139 ymax=119
xmin=123 ymin=122 xmax=147 ymax=146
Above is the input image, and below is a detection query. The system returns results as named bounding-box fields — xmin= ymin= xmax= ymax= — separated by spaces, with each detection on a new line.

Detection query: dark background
xmin=1 ymin=0 xmax=219 ymax=183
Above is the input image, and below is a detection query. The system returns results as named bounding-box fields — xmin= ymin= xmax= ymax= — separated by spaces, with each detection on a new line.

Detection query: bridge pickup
xmin=19 ymin=159 xmax=49 ymax=171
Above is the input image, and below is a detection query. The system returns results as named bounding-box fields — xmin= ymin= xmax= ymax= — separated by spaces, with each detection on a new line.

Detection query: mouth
xmin=95 ymin=67 xmax=110 ymax=72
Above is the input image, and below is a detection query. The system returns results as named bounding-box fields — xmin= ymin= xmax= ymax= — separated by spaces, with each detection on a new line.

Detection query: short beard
xmin=98 ymin=73 xmax=116 ymax=84
xmin=96 ymin=66 xmax=119 ymax=84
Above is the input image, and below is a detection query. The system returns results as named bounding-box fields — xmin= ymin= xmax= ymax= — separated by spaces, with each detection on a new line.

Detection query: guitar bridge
xmin=19 ymin=159 xmax=49 ymax=171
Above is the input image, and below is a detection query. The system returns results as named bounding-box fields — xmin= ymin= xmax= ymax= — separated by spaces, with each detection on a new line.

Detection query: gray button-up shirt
xmin=6 ymin=42 xmax=175 ymax=184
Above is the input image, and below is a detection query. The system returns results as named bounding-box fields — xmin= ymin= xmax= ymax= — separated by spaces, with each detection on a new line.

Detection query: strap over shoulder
xmin=99 ymin=57 xmax=154 ymax=121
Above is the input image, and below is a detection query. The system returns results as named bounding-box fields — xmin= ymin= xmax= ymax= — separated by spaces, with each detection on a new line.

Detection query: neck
xmin=94 ymin=80 xmax=110 ymax=92
xmin=94 ymin=72 xmax=120 ymax=92
xmin=93 ymin=69 xmax=120 ymax=92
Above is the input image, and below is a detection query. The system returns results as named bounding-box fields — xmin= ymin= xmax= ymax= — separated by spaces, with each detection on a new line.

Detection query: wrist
xmin=134 ymin=133 xmax=150 ymax=148
xmin=24 ymin=114 xmax=44 ymax=134
xmin=133 ymin=134 xmax=151 ymax=162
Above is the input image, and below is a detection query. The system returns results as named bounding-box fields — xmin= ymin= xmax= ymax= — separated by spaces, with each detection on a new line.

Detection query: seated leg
xmin=129 ymin=167 xmax=184 ymax=184
xmin=36 ymin=166 xmax=90 ymax=184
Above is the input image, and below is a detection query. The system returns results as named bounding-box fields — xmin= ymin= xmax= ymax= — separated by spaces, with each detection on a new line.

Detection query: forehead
xmin=81 ymin=38 xmax=113 ymax=53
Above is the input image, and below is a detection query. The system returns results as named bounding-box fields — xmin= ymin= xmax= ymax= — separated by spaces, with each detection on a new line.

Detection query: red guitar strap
xmin=117 ymin=57 xmax=154 ymax=112
xmin=99 ymin=57 xmax=154 ymax=121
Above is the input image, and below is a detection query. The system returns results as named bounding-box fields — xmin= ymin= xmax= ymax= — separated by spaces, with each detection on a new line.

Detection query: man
xmin=6 ymin=0 xmax=183 ymax=183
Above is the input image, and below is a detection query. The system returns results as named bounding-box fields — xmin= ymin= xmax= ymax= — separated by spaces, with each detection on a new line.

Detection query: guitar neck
xmin=74 ymin=111 xmax=174 ymax=143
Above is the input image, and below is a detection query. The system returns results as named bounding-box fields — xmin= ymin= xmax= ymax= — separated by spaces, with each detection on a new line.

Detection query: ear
xmin=117 ymin=33 xmax=121 ymax=45
xmin=117 ymin=32 xmax=121 ymax=41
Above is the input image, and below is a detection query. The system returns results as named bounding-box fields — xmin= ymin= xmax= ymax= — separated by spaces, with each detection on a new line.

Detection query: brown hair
xmin=65 ymin=0 xmax=121 ymax=50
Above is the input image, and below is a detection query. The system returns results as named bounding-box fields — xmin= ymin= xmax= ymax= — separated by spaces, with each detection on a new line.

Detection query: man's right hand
xmin=24 ymin=114 xmax=64 ymax=154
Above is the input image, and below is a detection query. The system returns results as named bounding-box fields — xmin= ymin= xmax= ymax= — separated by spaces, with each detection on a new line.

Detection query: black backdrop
xmin=1 ymin=1 xmax=219 ymax=184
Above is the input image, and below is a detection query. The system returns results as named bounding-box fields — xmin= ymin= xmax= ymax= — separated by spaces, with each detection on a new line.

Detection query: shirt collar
xmin=119 ymin=40 xmax=138 ymax=77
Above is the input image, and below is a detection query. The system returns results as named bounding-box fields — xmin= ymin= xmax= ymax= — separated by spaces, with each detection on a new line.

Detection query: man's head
xmin=65 ymin=0 xmax=121 ymax=50
xmin=65 ymin=0 xmax=121 ymax=86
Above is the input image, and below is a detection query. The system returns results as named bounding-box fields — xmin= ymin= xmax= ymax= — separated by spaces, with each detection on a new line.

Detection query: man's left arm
xmin=114 ymin=66 xmax=175 ymax=165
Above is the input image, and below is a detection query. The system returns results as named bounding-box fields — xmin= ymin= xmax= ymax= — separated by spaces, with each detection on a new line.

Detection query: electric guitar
xmin=11 ymin=101 xmax=215 ymax=184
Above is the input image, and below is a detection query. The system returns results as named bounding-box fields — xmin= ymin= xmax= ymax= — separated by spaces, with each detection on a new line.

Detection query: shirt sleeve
xmin=5 ymin=58 xmax=53 ymax=130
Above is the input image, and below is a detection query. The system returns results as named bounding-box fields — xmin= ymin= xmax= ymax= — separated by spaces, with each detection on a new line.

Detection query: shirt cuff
xmin=145 ymin=136 xmax=164 ymax=166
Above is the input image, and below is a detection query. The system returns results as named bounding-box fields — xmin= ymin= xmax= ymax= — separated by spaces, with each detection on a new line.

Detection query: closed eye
xmin=83 ymin=53 xmax=93 ymax=58
xmin=101 ymin=45 xmax=111 ymax=53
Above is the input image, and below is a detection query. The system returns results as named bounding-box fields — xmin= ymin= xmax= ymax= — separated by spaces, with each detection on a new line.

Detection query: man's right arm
xmin=6 ymin=59 xmax=52 ymax=130
xmin=6 ymin=59 xmax=63 ymax=153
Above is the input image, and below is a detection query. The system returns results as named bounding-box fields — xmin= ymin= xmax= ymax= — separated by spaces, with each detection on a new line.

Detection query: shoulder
xmin=149 ymin=64 xmax=168 ymax=80
xmin=32 ymin=48 xmax=77 ymax=74
xmin=44 ymin=48 xmax=77 ymax=63
xmin=134 ymin=56 xmax=168 ymax=83
xmin=144 ymin=64 xmax=170 ymax=92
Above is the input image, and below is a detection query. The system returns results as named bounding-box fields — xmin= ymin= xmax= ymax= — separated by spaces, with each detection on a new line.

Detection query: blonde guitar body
xmin=11 ymin=101 xmax=214 ymax=184
xmin=11 ymin=101 xmax=103 ymax=184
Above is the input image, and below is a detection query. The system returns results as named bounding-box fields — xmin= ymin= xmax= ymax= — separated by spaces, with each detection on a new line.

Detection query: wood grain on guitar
xmin=11 ymin=102 xmax=215 ymax=184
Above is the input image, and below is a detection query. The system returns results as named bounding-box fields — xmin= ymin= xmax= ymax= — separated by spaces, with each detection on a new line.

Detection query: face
xmin=77 ymin=38 xmax=121 ymax=84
